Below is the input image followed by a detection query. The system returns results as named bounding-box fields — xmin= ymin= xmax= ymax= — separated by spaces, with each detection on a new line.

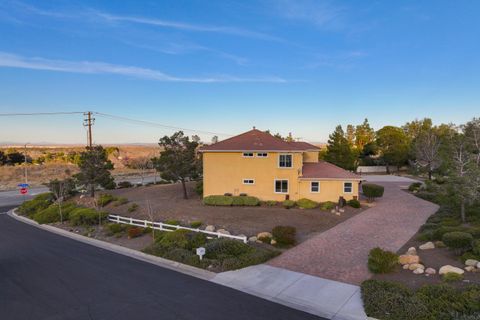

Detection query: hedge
xmin=348 ymin=199 xmax=361 ymax=208
xmin=408 ymin=182 xmax=422 ymax=192
xmin=17 ymin=193 xmax=53 ymax=217
xmin=203 ymin=195 xmax=259 ymax=206
xmin=362 ymin=183 xmax=385 ymax=202
xmin=296 ymin=198 xmax=318 ymax=209
xmin=97 ymin=193 xmax=116 ymax=207
xmin=282 ymin=200 xmax=296 ymax=209
xmin=442 ymin=232 xmax=473 ymax=253
xmin=32 ymin=202 xmax=77 ymax=224
xmin=367 ymin=247 xmax=398 ymax=274
xmin=69 ymin=208 xmax=108 ymax=226
xmin=320 ymin=201 xmax=336 ymax=211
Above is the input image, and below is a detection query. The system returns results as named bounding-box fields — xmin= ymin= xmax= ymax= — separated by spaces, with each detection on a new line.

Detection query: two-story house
xmin=199 ymin=128 xmax=361 ymax=202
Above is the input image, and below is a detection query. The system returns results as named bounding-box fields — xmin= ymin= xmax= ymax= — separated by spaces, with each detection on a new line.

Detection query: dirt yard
xmin=101 ymin=182 xmax=366 ymax=241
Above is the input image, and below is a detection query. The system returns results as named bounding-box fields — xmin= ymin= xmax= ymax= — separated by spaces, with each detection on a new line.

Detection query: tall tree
xmin=75 ymin=146 xmax=115 ymax=197
xmin=376 ymin=126 xmax=409 ymax=172
xmin=154 ymin=131 xmax=200 ymax=199
xmin=414 ymin=129 xmax=442 ymax=180
xmin=324 ymin=125 xmax=357 ymax=170
xmin=211 ymin=135 xmax=219 ymax=144
xmin=403 ymin=118 xmax=433 ymax=140
xmin=346 ymin=125 xmax=356 ymax=146
xmin=355 ymin=118 xmax=375 ymax=150
xmin=464 ymin=118 xmax=480 ymax=166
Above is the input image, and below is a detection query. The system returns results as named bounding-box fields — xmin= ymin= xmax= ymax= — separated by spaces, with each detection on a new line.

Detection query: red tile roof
xmin=199 ymin=129 xmax=320 ymax=152
xmin=301 ymin=162 xmax=361 ymax=180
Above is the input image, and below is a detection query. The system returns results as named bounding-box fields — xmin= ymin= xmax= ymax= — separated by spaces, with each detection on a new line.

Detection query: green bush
xmin=367 ymin=247 xmax=398 ymax=274
xmin=105 ymin=223 xmax=126 ymax=236
xmin=113 ymin=197 xmax=128 ymax=207
xmin=32 ymin=202 xmax=77 ymax=224
xmin=203 ymin=195 xmax=234 ymax=206
xmin=157 ymin=230 xmax=207 ymax=251
xmin=408 ymin=182 xmax=422 ymax=192
xmin=348 ymin=199 xmax=361 ymax=208
xmin=97 ymin=193 xmax=116 ymax=207
xmin=467 ymin=227 xmax=480 ymax=239
xmin=242 ymin=196 xmax=260 ymax=206
xmin=164 ymin=219 xmax=180 ymax=225
xmin=442 ymin=272 xmax=464 ymax=282
xmin=320 ymin=201 xmax=336 ymax=211
xmin=205 ymin=238 xmax=251 ymax=259
xmin=190 ymin=221 xmax=202 ymax=228
xmin=17 ymin=193 xmax=53 ymax=217
xmin=263 ymin=200 xmax=278 ymax=206
xmin=127 ymin=203 xmax=139 ymax=212
xmin=472 ymin=239 xmax=480 ymax=256
xmin=362 ymin=183 xmax=385 ymax=202
xmin=272 ymin=226 xmax=296 ymax=246
xmin=219 ymin=247 xmax=280 ymax=271
xmin=232 ymin=196 xmax=244 ymax=206
xmin=442 ymin=232 xmax=473 ymax=253
xmin=195 ymin=180 xmax=203 ymax=196
xmin=117 ymin=181 xmax=133 ymax=188
xmin=282 ymin=200 xmax=296 ymax=209
xmin=432 ymin=226 xmax=467 ymax=241
xmin=296 ymin=198 xmax=318 ymax=209
xmin=69 ymin=208 xmax=108 ymax=226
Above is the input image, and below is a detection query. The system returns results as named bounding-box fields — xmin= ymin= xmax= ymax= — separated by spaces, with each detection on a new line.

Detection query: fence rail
xmin=108 ymin=214 xmax=247 ymax=243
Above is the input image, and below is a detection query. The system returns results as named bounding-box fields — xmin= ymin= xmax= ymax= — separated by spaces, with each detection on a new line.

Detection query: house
xmin=199 ymin=129 xmax=361 ymax=202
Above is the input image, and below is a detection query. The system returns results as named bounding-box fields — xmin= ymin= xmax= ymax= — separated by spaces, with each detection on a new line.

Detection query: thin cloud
xmin=0 ymin=52 xmax=286 ymax=83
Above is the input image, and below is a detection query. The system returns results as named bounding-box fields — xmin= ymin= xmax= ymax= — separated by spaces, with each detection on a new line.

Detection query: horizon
xmin=1 ymin=1 xmax=479 ymax=144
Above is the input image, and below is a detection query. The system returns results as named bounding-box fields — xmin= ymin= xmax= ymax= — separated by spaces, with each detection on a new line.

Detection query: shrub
xmin=461 ymin=251 xmax=480 ymax=263
xmin=432 ymin=226 xmax=467 ymax=240
xmin=282 ymin=200 xmax=296 ymax=209
xmin=127 ymin=203 xmax=139 ymax=212
xmin=442 ymin=232 xmax=473 ymax=253
xmin=320 ymin=201 xmax=335 ymax=211
xmin=32 ymin=202 xmax=77 ymax=224
xmin=263 ymin=200 xmax=278 ymax=206
xmin=113 ymin=197 xmax=128 ymax=207
xmin=348 ymin=199 xmax=361 ymax=208
xmin=362 ymin=183 xmax=385 ymax=202
xmin=272 ymin=226 xmax=296 ymax=246
xmin=106 ymin=223 xmax=126 ymax=236
xmin=157 ymin=230 xmax=207 ymax=251
xmin=69 ymin=208 xmax=108 ymax=226
xmin=472 ymin=239 xmax=480 ymax=256
xmin=164 ymin=219 xmax=180 ymax=225
xmin=203 ymin=195 xmax=233 ymax=206
xmin=97 ymin=194 xmax=116 ymax=207
xmin=195 ymin=180 xmax=203 ymax=196
xmin=242 ymin=196 xmax=260 ymax=206
xmin=127 ymin=226 xmax=144 ymax=239
xmin=467 ymin=227 xmax=480 ymax=239
xmin=117 ymin=181 xmax=133 ymax=189
xmin=408 ymin=182 xmax=422 ymax=192
xmin=219 ymin=247 xmax=280 ymax=271
xmin=204 ymin=238 xmax=251 ymax=259
xmin=190 ymin=221 xmax=202 ymax=228
xmin=296 ymin=198 xmax=318 ymax=209
xmin=17 ymin=193 xmax=53 ymax=217
xmin=367 ymin=247 xmax=398 ymax=274
xmin=232 ymin=196 xmax=244 ymax=206
xmin=442 ymin=272 xmax=464 ymax=282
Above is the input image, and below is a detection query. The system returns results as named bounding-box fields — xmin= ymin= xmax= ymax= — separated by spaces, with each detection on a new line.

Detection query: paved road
xmin=0 ymin=212 xmax=322 ymax=320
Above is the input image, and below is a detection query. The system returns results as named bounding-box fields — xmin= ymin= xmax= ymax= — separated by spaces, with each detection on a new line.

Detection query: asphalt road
xmin=0 ymin=211 xmax=322 ymax=320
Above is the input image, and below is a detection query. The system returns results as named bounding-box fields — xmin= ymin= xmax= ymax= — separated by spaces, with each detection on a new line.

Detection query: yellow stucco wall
xmin=202 ymin=151 xmax=360 ymax=202
xmin=303 ymin=151 xmax=319 ymax=163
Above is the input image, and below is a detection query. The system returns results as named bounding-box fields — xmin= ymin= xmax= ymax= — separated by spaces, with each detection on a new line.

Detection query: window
xmin=344 ymin=182 xmax=353 ymax=193
xmin=257 ymin=152 xmax=268 ymax=158
xmin=275 ymin=180 xmax=289 ymax=193
xmin=311 ymin=181 xmax=320 ymax=193
xmin=243 ymin=179 xmax=255 ymax=185
xmin=279 ymin=154 xmax=292 ymax=168
xmin=243 ymin=152 xmax=254 ymax=157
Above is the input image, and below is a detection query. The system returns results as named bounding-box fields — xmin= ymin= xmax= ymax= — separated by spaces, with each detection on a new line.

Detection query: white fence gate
xmin=108 ymin=214 xmax=247 ymax=243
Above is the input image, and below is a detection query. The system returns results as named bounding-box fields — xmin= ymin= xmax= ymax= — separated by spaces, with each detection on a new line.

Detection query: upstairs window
xmin=257 ymin=153 xmax=268 ymax=158
xmin=275 ymin=180 xmax=289 ymax=193
xmin=243 ymin=179 xmax=255 ymax=185
xmin=279 ymin=154 xmax=292 ymax=168
xmin=344 ymin=182 xmax=353 ymax=193
xmin=311 ymin=181 xmax=320 ymax=193
xmin=243 ymin=152 xmax=254 ymax=157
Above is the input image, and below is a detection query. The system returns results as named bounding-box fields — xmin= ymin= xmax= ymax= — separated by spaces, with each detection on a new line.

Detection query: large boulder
xmin=399 ymin=255 xmax=420 ymax=265
xmin=465 ymin=266 xmax=475 ymax=272
xmin=205 ymin=225 xmax=215 ymax=232
xmin=419 ymin=242 xmax=435 ymax=250
xmin=413 ymin=268 xmax=424 ymax=274
xmin=406 ymin=247 xmax=417 ymax=255
xmin=439 ymin=265 xmax=464 ymax=275
xmin=257 ymin=232 xmax=272 ymax=240
xmin=217 ymin=229 xmax=230 ymax=235
xmin=465 ymin=259 xmax=479 ymax=267
xmin=409 ymin=263 xmax=424 ymax=271
xmin=248 ymin=236 xmax=257 ymax=242
xmin=425 ymin=267 xmax=436 ymax=275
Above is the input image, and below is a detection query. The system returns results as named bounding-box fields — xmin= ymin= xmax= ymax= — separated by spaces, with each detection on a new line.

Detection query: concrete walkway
xmin=212 ymin=265 xmax=366 ymax=320
xmin=269 ymin=175 xmax=439 ymax=284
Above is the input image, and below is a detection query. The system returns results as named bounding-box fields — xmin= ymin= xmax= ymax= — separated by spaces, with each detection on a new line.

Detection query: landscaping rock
xmin=419 ymin=242 xmax=435 ymax=250
xmin=339 ymin=208 xmax=345 ymax=213
xmin=409 ymin=263 xmax=424 ymax=271
xmin=331 ymin=209 xmax=336 ymax=214
xmin=477 ymin=262 xmax=480 ymax=269
xmin=270 ymin=239 xmax=277 ymax=245
xmin=465 ymin=266 xmax=475 ymax=272
xmin=403 ymin=264 xmax=410 ymax=270
xmin=257 ymin=232 xmax=272 ymax=239
xmin=425 ymin=267 xmax=436 ymax=275
xmin=335 ymin=212 xmax=341 ymax=216
xmin=413 ymin=268 xmax=424 ymax=274
xmin=205 ymin=225 xmax=215 ymax=232
xmin=217 ymin=229 xmax=230 ymax=235
xmin=248 ymin=236 xmax=257 ymax=242
xmin=399 ymin=255 xmax=420 ymax=265
xmin=406 ymin=247 xmax=417 ymax=255
xmin=439 ymin=265 xmax=464 ymax=275
xmin=434 ymin=241 xmax=446 ymax=248
xmin=465 ymin=259 xmax=479 ymax=267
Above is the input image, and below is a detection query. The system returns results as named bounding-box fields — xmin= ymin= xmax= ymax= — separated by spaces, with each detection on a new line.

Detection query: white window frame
xmin=274 ymin=179 xmax=289 ymax=194
xmin=310 ymin=181 xmax=320 ymax=193
xmin=278 ymin=154 xmax=293 ymax=168
xmin=242 ymin=152 xmax=254 ymax=158
xmin=344 ymin=181 xmax=353 ymax=194
xmin=243 ymin=179 xmax=255 ymax=185
xmin=257 ymin=152 xmax=268 ymax=158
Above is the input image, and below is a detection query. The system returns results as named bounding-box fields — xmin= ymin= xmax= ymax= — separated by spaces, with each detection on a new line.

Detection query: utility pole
xmin=83 ymin=111 xmax=95 ymax=147
xmin=24 ymin=143 xmax=28 ymax=184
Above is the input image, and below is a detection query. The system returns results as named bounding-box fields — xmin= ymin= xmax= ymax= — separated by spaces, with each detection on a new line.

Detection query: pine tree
xmin=324 ymin=125 xmax=357 ymax=170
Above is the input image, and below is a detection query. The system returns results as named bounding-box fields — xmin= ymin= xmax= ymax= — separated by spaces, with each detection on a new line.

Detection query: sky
xmin=0 ymin=0 xmax=479 ymax=145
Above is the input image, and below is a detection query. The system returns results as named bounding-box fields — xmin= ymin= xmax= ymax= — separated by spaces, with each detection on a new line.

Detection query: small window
xmin=279 ymin=154 xmax=292 ymax=168
xmin=257 ymin=153 xmax=268 ymax=158
xmin=275 ymin=180 xmax=288 ymax=193
xmin=243 ymin=179 xmax=255 ymax=185
xmin=311 ymin=181 xmax=320 ymax=193
xmin=344 ymin=182 xmax=353 ymax=193
xmin=243 ymin=152 xmax=254 ymax=157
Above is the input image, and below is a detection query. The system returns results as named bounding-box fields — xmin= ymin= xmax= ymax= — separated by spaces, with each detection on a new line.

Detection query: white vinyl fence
xmin=108 ymin=214 xmax=247 ymax=243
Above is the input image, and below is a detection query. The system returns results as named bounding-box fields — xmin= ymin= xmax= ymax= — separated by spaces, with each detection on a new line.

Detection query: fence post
xmin=144 ymin=220 xmax=147 ymax=227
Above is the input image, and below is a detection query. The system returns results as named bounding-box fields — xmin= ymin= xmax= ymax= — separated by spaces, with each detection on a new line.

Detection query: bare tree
xmin=414 ymin=130 xmax=441 ymax=180
xmin=127 ymin=156 xmax=154 ymax=185
xmin=145 ymin=200 xmax=155 ymax=243
xmin=48 ymin=177 xmax=74 ymax=223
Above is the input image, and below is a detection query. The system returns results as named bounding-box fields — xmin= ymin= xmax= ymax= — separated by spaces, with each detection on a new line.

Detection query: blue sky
xmin=0 ymin=0 xmax=479 ymax=144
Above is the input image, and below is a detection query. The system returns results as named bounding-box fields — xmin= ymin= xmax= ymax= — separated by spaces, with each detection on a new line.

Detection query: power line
xmin=0 ymin=111 xmax=85 ymax=116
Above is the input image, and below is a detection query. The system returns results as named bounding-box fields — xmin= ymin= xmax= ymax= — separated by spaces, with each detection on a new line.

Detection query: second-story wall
xmin=303 ymin=151 xmax=319 ymax=163
xmin=203 ymin=151 xmax=303 ymax=201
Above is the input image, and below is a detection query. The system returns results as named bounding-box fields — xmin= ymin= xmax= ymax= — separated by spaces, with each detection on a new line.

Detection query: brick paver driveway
xmin=269 ymin=175 xmax=439 ymax=285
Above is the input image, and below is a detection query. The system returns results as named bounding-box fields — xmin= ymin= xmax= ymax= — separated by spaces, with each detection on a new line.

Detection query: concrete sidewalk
xmin=212 ymin=265 xmax=366 ymax=320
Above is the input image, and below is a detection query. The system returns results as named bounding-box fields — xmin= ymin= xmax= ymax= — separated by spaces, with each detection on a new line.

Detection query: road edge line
xmin=7 ymin=209 xmax=216 ymax=281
